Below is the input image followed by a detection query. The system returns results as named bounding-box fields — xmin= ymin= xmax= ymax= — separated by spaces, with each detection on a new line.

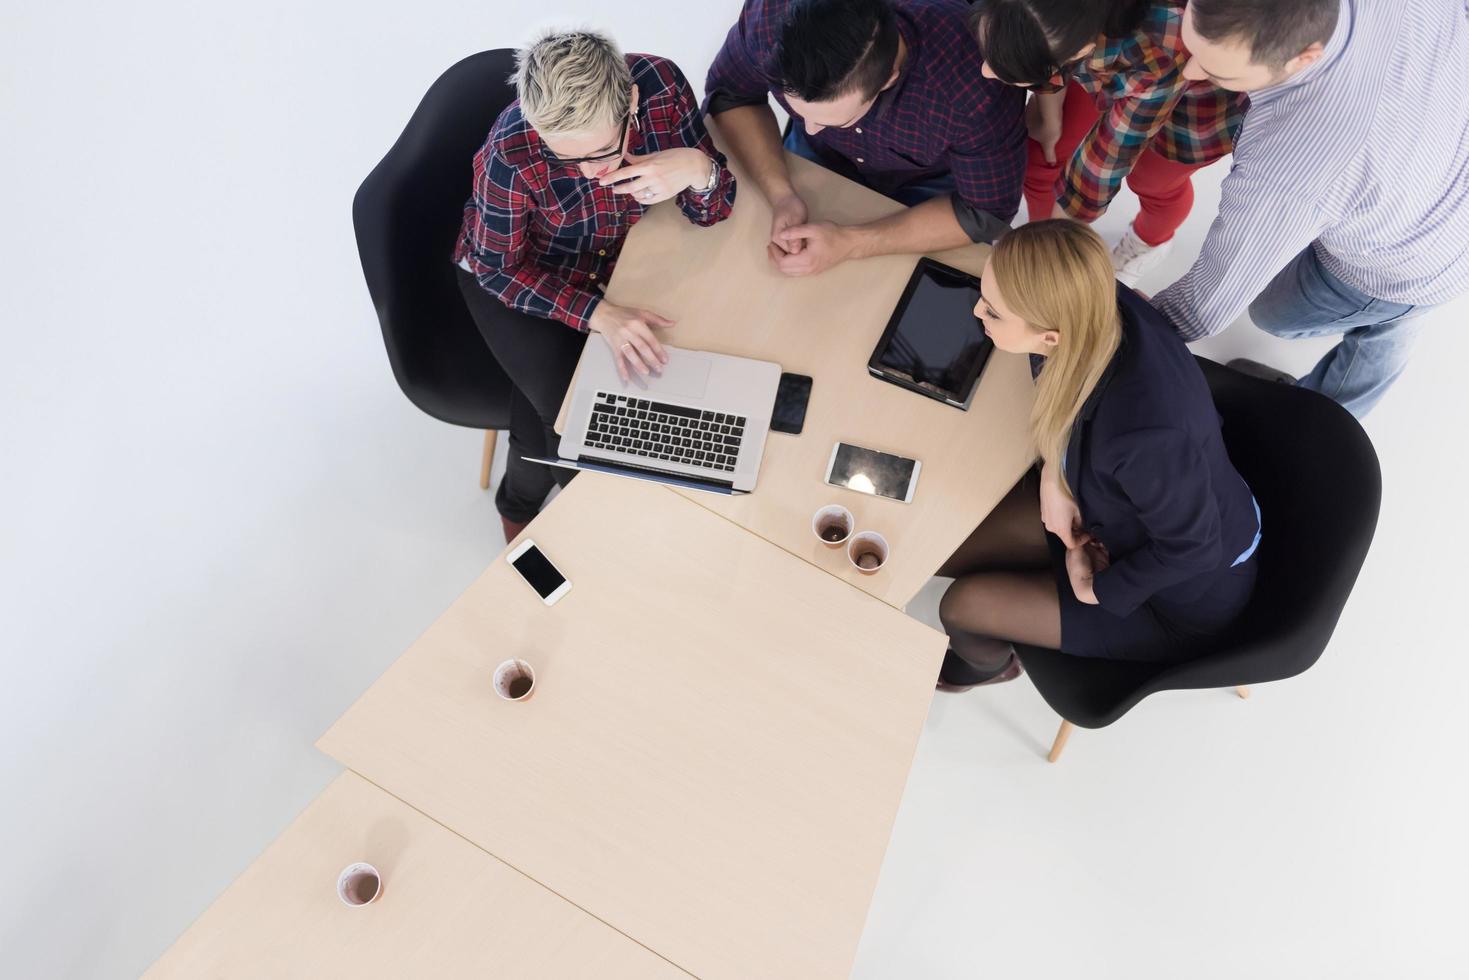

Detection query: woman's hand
xmin=1039 ymin=461 xmax=1087 ymax=548
xmin=588 ymin=302 xmax=673 ymax=381
xmin=1065 ymin=540 xmax=1109 ymax=605
xmin=600 ymin=148 xmax=712 ymax=206
xmin=1025 ymin=90 xmax=1066 ymax=165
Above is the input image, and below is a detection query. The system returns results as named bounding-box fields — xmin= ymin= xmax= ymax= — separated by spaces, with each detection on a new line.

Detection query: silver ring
xmin=641 ymin=191 xmax=653 ymax=200
xmin=621 ymin=342 xmax=633 ymax=350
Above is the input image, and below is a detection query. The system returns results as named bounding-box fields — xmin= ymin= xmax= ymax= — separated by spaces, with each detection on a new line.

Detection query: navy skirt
xmin=1046 ymin=533 xmax=1257 ymax=663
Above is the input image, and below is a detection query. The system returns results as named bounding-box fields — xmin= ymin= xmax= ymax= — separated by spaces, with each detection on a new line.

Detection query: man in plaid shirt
xmin=974 ymin=0 xmax=1246 ymax=286
xmin=706 ymin=0 xmax=1025 ymax=277
xmin=454 ymin=30 xmax=735 ymax=539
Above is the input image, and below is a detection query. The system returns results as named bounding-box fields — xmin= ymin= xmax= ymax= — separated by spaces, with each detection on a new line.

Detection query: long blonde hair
xmin=989 ymin=221 xmax=1121 ymax=493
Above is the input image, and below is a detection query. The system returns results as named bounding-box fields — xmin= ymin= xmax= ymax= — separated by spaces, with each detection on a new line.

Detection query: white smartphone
xmin=506 ymin=539 xmax=572 ymax=606
xmin=825 ymin=442 xmax=921 ymax=503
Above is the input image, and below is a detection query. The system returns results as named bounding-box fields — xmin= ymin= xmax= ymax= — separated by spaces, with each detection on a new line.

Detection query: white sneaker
xmin=1111 ymin=224 xmax=1173 ymax=289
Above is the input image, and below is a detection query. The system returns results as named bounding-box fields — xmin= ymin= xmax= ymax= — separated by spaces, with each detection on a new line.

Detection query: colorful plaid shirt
xmin=453 ymin=55 xmax=736 ymax=332
xmin=1050 ymin=0 xmax=1248 ymax=221
xmin=705 ymin=0 xmax=1026 ymax=233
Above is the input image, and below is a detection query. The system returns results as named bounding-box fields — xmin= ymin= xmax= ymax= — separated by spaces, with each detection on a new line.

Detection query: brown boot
xmin=500 ymin=515 xmax=529 ymax=545
xmin=935 ymin=650 xmax=1024 ymax=693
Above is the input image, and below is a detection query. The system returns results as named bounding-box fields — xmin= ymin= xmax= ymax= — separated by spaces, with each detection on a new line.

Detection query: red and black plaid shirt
xmin=706 ymin=0 xmax=1026 ymax=223
xmin=453 ymin=54 xmax=736 ymax=331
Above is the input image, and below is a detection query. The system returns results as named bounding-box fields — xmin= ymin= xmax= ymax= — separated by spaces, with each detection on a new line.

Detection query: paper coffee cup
xmin=494 ymin=659 xmax=536 ymax=702
xmin=811 ymin=504 xmax=854 ymax=547
xmin=337 ymin=863 xmax=382 ymax=908
xmin=847 ymin=531 xmax=889 ymax=575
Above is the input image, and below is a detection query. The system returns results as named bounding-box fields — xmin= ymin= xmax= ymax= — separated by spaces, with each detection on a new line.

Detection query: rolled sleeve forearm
xmin=468 ymin=258 xmax=601 ymax=332
xmin=706 ymin=89 xmax=769 ymax=116
xmin=1154 ymin=176 xmax=1330 ymax=342
xmin=677 ymin=157 xmax=737 ymax=226
xmin=704 ymin=6 xmax=775 ymax=118
xmin=951 ymin=197 xmax=1013 ymax=244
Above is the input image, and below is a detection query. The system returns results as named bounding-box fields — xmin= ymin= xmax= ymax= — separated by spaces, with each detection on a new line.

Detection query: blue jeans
xmin=1248 ymin=246 xmax=1429 ymax=417
xmin=783 ymin=123 xmax=956 ymax=206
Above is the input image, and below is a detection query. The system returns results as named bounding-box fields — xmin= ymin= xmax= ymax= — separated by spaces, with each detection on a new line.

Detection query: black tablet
xmin=867 ymin=258 xmax=994 ymax=409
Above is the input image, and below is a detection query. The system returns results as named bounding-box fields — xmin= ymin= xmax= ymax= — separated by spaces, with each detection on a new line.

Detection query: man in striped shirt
xmin=1152 ymin=0 xmax=1469 ymax=417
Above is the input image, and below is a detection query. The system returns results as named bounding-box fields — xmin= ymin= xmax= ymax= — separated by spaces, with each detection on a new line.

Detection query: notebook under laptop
xmin=526 ymin=343 xmax=782 ymax=494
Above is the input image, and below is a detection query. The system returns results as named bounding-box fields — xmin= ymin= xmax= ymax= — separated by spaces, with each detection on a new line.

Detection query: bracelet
xmin=688 ymin=156 xmax=719 ymax=196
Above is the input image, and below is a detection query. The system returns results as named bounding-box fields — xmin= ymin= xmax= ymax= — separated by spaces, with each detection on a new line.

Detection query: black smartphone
xmin=771 ymin=372 xmax=813 ymax=434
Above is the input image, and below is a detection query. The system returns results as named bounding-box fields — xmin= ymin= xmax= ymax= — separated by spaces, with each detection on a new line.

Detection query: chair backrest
xmin=1151 ymin=359 xmax=1383 ymax=691
xmin=352 ymin=49 xmax=517 ymax=428
xmin=1016 ymin=360 xmax=1383 ymax=728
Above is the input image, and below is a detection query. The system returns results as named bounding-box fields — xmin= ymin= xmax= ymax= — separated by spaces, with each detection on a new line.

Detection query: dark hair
xmin=772 ymin=0 xmax=901 ymax=103
xmin=1189 ymin=0 xmax=1339 ymax=68
xmin=970 ymin=0 xmax=1146 ymax=88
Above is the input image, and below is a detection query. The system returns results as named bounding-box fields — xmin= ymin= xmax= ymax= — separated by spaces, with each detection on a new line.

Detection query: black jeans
xmin=456 ymin=267 xmax=587 ymax=523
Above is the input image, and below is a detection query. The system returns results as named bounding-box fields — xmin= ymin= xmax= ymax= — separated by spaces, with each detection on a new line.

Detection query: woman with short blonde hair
xmin=514 ymin=29 xmax=633 ymax=138
xmin=934 ymin=221 xmax=1261 ymax=689
xmin=454 ymin=28 xmax=736 ymax=541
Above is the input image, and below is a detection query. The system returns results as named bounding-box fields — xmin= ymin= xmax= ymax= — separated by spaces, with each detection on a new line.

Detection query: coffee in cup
xmin=493 ymin=659 xmax=536 ymax=701
xmin=811 ymin=504 xmax=854 ymax=548
xmin=847 ymin=531 xmax=889 ymax=575
xmin=337 ymin=863 xmax=382 ymax=908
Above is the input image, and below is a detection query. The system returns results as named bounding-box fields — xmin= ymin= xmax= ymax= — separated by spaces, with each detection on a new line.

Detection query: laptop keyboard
xmin=583 ymin=392 xmax=747 ymax=472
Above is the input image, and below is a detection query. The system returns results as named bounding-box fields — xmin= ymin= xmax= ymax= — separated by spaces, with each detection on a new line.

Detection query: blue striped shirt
xmin=1155 ymin=0 xmax=1469 ymax=341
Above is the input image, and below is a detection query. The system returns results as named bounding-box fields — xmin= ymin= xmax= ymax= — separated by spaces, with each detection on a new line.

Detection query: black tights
xmin=937 ymin=472 xmax=1063 ymax=675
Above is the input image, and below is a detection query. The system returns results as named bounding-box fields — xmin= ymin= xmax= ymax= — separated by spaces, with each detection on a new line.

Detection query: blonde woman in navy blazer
xmin=936 ymin=220 xmax=1261 ymax=690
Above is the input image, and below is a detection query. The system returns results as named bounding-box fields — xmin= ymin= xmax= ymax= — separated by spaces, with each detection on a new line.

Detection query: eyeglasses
xmin=542 ymin=116 xmax=635 ymax=167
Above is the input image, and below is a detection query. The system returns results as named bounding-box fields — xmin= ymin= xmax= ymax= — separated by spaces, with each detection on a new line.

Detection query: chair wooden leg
xmin=1047 ymin=720 xmax=1074 ymax=763
xmin=479 ymin=429 xmax=498 ymax=490
xmin=1235 ymin=685 xmax=1251 ymax=700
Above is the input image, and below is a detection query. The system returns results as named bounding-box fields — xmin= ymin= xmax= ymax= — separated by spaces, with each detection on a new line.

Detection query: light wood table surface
xmin=318 ymin=474 xmax=947 ymax=980
xmin=145 ymin=773 xmax=689 ymax=979
xmin=560 ymin=130 xmax=1037 ymax=608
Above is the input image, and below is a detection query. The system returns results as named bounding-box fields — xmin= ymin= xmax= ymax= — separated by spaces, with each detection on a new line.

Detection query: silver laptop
xmin=527 ymin=343 xmax=782 ymax=494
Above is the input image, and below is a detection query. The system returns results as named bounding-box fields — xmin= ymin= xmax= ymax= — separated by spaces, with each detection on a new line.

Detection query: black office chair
xmin=353 ymin=50 xmax=517 ymax=490
xmin=1016 ymin=358 xmax=1382 ymax=762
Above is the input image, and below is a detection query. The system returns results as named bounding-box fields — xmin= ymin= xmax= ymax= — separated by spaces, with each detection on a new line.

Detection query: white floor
xmin=2 ymin=3 xmax=1465 ymax=978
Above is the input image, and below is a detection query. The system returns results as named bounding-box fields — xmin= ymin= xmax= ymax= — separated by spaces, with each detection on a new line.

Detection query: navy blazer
xmin=1059 ymin=286 xmax=1259 ymax=619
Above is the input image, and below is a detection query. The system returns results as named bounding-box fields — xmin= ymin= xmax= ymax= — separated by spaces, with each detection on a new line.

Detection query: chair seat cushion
xmin=1013 ymin=645 xmax=1165 ymax=729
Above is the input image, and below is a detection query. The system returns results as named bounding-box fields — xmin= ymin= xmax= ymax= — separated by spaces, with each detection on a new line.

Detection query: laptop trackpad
xmin=622 ymin=349 xmax=711 ymax=400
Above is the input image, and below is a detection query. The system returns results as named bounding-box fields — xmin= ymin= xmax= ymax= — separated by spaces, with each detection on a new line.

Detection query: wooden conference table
xmin=561 ymin=134 xmax=1037 ymax=608
xmin=151 ymin=135 xmax=1034 ymax=978
xmin=318 ymin=476 xmax=947 ymax=980
xmin=145 ymin=773 xmax=691 ymax=979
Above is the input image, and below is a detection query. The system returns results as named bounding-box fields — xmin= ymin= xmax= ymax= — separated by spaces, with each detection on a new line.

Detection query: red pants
xmin=1023 ymin=82 xmax=1208 ymax=246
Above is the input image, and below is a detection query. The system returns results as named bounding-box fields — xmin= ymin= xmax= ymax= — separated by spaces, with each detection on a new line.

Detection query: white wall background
xmin=1 ymin=2 xmax=1465 ymax=978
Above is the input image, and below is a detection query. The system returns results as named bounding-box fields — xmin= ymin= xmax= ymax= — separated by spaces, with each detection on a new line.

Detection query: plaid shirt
xmin=1050 ymin=0 xmax=1248 ymax=221
xmin=706 ymin=0 xmax=1026 ymax=223
xmin=453 ymin=55 xmax=735 ymax=331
